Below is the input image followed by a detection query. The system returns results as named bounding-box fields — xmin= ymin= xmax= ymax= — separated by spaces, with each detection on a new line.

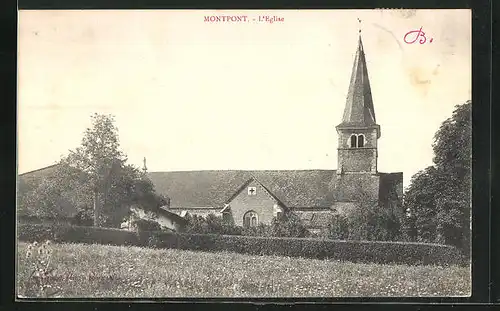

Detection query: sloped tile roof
xmin=148 ymin=170 xmax=337 ymax=209
xmin=18 ymin=164 xmax=60 ymax=180
xmin=19 ymin=164 xmax=403 ymax=216
xmin=18 ymin=164 xmax=81 ymax=218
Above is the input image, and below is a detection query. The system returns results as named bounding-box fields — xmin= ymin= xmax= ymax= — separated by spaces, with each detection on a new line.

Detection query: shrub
xmin=270 ymin=212 xmax=310 ymax=238
xmin=18 ymin=223 xmax=140 ymax=246
xmin=242 ymin=223 xmax=270 ymax=237
xmin=17 ymin=223 xmax=59 ymax=243
xmin=71 ymin=210 xmax=93 ymax=227
xmin=185 ymin=213 xmax=243 ymax=235
xmin=183 ymin=212 xmax=310 ymax=238
xmin=326 ymin=215 xmax=350 ymax=240
xmin=184 ymin=214 xmax=210 ymax=234
xmin=237 ymin=213 xmax=310 ymax=238
xmin=17 ymin=224 xmax=465 ymax=266
xmin=20 ymin=240 xmax=62 ymax=298
xmin=132 ymin=218 xmax=161 ymax=232
xmin=142 ymin=231 xmax=464 ymax=266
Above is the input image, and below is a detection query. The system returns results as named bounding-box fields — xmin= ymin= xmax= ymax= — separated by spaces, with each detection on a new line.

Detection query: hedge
xmin=17 ymin=223 xmax=140 ymax=246
xmin=140 ymin=231 xmax=465 ymax=266
xmin=17 ymin=224 xmax=465 ymax=266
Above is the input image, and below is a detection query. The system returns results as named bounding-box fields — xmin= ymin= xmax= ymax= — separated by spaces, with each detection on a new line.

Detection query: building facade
xmin=121 ymin=205 xmax=188 ymax=232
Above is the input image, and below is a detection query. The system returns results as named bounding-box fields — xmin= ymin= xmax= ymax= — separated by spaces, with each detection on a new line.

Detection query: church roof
xmin=18 ymin=164 xmax=403 ymax=215
xmin=18 ymin=164 xmax=80 ymax=218
xmin=147 ymin=170 xmax=337 ymax=209
xmin=148 ymin=169 xmax=403 ymax=210
xmin=337 ymin=35 xmax=378 ymax=129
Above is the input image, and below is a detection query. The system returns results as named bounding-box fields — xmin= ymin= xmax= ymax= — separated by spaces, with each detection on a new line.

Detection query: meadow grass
xmin=17 ymin=242 xmax=471 ymax=298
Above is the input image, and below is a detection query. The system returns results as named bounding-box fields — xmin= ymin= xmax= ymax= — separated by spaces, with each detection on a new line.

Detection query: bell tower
xmin=336 ymin=32 xmax=380 ymax=176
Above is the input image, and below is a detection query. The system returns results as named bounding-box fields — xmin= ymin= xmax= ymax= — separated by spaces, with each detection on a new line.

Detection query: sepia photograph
xmin=16 ymin=9 xmax=471 ymax=298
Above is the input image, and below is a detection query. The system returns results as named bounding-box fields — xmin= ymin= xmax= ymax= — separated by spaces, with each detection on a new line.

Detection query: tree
xmin=18 ymin=113 xmax=168 ymax=228
xmin=345 ymin=186 xmax=377 ymax=240
xmin=132 ymin=218 xmax=162 ymax=232
xmin=325 ymin=182 xmax=404 ymax=241
xmin=270 ymin=212 xmax=309 ymax=238
xmin=18 ymin=164 xmax=92 ymax=221
xmin=432 ymin=101 xmax=471 ymax=254
xmin=62 ymin=113 xmax=126 ymax=226
xmin=403 ymin=166 xmax=444 ymax=242
xmin=403 ymin=101 xmax=471 ymax=254
xmin=99 ymin=164 xmax=168 ymax=227
xmin=184 ymin=214 xmax=207 ymax=234
xmin=326 ymin=215 xmax=349 ymax=240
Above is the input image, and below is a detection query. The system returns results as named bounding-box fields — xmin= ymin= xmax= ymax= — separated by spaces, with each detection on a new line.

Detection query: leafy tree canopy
xmin=18 ymin=113 xmax=168 ymax=228
xmin=403 ymin=101 xmax=471 ymax=254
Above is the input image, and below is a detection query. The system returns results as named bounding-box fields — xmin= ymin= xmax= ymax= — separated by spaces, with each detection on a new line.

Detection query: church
xmin=17 ymin=34 xmax=403 ymax=234
xmin=148 ymin=34 xmax=403 ymax=234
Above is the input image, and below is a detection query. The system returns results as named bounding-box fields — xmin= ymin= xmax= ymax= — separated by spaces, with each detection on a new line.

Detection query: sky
xmin=17 ymin=9 xmax=471 ymax=188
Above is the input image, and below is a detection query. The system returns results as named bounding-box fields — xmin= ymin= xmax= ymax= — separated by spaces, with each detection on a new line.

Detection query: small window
xmin=248 ymin=187 xmax=257 ymax=195
xmin=357 ymin=134 xmax=365 ymax=147
xmin=350 ymin=135 xmax=357 ymax=148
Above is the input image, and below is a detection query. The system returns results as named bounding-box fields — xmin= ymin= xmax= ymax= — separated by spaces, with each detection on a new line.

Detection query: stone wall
xmin=227 ymin=179 xmax=279 ymax=227
xmin=338 ymin=148 xmax=377 ymax=172
xmin=333 ymin=173 xmax=380 ymax=203
xmin=337 ymin=127 xmax=379 ymax=173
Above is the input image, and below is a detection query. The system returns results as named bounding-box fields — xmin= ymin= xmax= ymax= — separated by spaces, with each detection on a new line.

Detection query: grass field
xmin=17 ymin=242 xmax=470 ymax=298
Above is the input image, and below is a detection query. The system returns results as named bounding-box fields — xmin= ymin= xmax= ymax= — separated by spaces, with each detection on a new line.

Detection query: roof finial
xmin=357 ymin=18 xmax=362 ymax=35
xmin=142 ymin=157 xmax=147 ymax=173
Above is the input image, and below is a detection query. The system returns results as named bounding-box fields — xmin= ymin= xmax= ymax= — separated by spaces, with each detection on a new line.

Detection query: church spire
xmin=337 ymin=30 xmax=379 ymax=137
xmin=335 ymin=24 xmax=381 ymax=177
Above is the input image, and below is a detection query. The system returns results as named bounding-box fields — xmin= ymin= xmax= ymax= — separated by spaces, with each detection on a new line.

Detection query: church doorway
xmin=243 ymin=211 xmax=259 ymax=228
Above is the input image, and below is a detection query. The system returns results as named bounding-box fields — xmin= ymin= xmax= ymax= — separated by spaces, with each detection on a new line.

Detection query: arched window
xmin=357 ymin=134 xmax=365 ymax=147
xmin=243 ymin=211 xmax=259 ymax=228
xmin=350 ymin=134 xmax=357 ymax=148
xmin=349 ymin=134 xmax=366 ymax=148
